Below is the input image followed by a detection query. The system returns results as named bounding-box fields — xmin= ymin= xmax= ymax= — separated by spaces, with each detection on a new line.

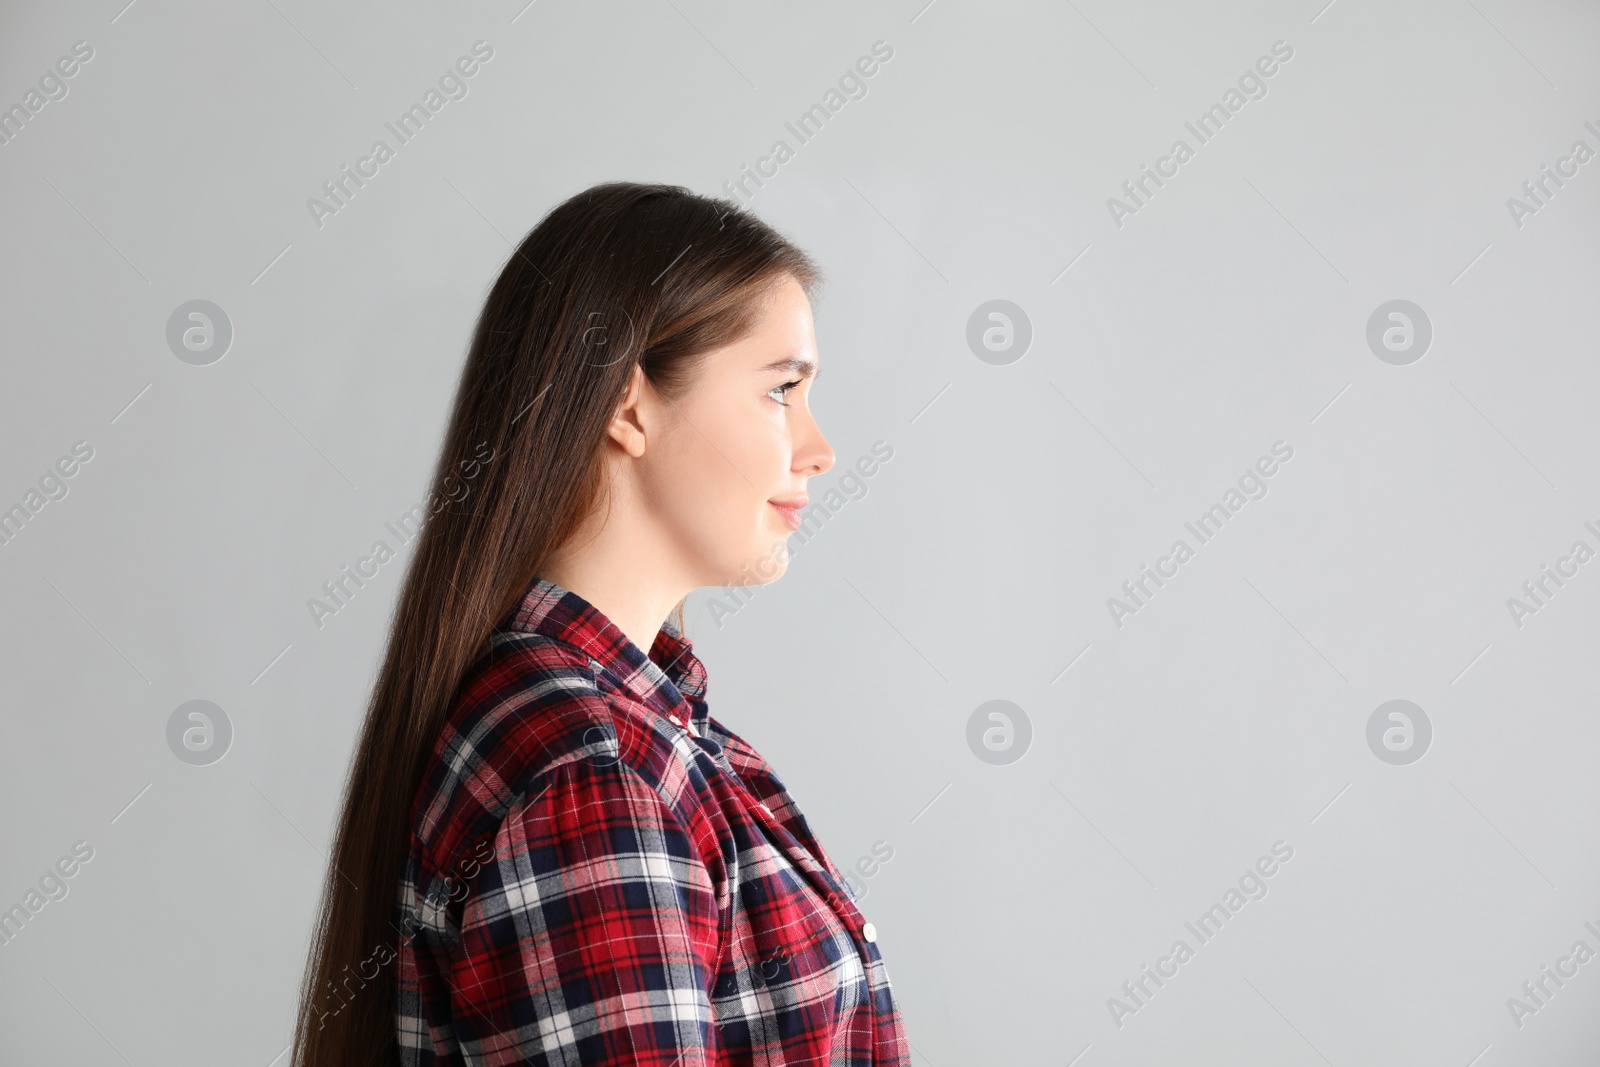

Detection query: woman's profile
xmin=291 ymin=181 xmax=910 ymax=1065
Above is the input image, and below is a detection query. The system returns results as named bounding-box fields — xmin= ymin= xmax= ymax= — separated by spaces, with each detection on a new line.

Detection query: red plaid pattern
xmin=394 ymin=576 xmax=910 ymax=1064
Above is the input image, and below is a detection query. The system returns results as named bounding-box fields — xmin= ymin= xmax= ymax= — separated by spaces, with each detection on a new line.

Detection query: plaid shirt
xmin=394 ymin=576 xmax=910 ymax=1065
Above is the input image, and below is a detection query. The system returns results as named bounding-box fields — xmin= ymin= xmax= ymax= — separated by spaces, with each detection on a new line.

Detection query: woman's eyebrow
xmin=759 ymin=356 xmax=818 ymax=379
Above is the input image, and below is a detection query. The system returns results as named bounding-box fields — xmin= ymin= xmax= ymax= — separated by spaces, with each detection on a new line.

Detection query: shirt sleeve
xmin=446 ymin=752 xmax=724 ymax=1066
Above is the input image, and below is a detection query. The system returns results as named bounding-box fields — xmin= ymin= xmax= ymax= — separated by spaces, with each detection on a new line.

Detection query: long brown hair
xmin=292 ymin=181 xmax=820 ymax=1066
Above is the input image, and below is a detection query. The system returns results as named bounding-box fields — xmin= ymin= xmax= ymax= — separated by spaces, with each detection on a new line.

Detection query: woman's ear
xmin=607 ymin=364 xmax=649 ymax=458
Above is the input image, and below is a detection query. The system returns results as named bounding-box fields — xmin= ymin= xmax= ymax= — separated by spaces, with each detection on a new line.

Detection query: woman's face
xmin=639 ymin=274 xmax=835 ymax=587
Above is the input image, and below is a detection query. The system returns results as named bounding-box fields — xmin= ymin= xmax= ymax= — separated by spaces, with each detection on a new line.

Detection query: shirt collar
xmin=502 ymin=575 xmax=709 ymax=728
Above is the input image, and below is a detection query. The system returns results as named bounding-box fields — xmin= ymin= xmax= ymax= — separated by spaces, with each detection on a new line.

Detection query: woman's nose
xmin=798 ymin=415 xmax=835 ymax=476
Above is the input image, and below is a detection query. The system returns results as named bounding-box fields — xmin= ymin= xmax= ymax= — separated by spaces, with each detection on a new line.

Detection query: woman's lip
xmin=769 ymin=500 xmax=806 ymax=530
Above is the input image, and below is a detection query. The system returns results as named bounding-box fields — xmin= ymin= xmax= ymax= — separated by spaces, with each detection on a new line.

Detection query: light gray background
xmin=2 ymin=0 xmax=1597 ymax=1063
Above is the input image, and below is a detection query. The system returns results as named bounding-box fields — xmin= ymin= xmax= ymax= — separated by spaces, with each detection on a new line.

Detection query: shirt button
xmin=862 ymin=922 xmax=877 ymax=943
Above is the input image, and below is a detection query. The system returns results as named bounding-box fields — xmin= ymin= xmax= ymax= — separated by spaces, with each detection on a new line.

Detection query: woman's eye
xmin=767 ymin=379 xmax=802 ymax=406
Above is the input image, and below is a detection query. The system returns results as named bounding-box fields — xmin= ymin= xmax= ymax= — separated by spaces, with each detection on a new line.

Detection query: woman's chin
xmin=732 ymin=541 xmax=789 ymax=586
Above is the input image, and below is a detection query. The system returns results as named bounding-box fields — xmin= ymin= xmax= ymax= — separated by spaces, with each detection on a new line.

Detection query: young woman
xmin=292 ymin=182 xmax=911 ymax=1065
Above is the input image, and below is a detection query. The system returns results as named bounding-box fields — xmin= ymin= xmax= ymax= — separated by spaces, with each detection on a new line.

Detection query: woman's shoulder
xmin=408 ymin=632 xmax=621 ymax=859
xmin=410 ymin=629 xmax=722 ymax=875
xmin=449 ymin=629 xmax=613 ymax=762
